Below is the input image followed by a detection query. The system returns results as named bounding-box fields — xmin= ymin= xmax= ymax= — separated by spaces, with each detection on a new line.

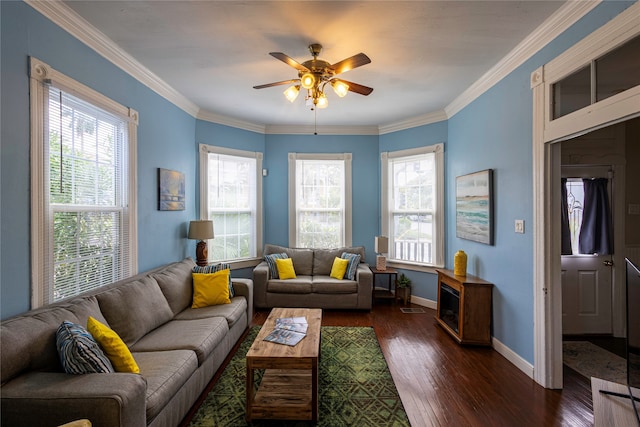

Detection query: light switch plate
xmin=515 ymin=220 xmax=525 ymax=234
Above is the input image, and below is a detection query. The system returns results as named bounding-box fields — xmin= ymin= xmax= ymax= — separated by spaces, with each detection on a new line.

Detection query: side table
xmin=369 ymin=266 xmax=398 ymax=304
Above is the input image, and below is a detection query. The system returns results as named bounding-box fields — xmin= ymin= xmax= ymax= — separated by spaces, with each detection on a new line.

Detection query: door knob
xmin=603 ymin=260 xmax=613 ymax=266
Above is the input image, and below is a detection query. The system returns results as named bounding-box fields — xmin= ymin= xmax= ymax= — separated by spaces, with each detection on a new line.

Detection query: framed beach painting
xmin=158 ymin=168 xmax=185 ymax=211
xmin=456 ymin=169 xmax=494 ymax=245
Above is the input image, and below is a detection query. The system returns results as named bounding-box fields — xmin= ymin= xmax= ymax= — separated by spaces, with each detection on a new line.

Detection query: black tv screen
xmin=627 ymin=257 xmax=640 ymax=388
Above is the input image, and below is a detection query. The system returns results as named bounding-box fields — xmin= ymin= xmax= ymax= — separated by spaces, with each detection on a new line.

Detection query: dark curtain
xmin=578 ymin=178 xmax=613 ymax=255
xmin=561 ymin=178 xmax=573 ymax=255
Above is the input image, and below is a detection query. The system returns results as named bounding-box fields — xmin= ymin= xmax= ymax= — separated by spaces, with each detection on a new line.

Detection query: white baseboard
xmin=409 ymin=296 xmax=535 ymax=379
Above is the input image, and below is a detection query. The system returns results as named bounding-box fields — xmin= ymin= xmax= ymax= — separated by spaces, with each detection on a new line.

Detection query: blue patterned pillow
xmin=192 ymin=263 xmax=235 ymax=297
xmin=56 ymin=321 xmax=114 ymax=374
xmin=264 ymin=253 xmax=288 ymax=279
xmin=341 ymin=252 xmax=361 ymax=280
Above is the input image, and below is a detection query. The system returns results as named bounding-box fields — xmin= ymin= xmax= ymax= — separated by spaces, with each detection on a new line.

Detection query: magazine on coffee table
xmin=263 ymin=328 xmax=306 ymax=346
xmin=263 ymin=316 xmax=308 ymax=345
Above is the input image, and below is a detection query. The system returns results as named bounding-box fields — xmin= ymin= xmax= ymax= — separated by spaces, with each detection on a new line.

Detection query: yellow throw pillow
xmin=86 ymin=316 xmax=140 ymax=373
xmin=330 ymin=257 xmax=350 ymax=280
xmin=192 ymin=269 xmax=231 ymax=308
xmin=275 ymin=257 xmax=297 ymax=280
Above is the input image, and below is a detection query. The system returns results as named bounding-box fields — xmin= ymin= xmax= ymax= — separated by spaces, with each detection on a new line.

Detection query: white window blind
xmin=30 ymin=57 xmax=137 ymax=308
xmin=45 ymin=88 xmax=131 ymax=302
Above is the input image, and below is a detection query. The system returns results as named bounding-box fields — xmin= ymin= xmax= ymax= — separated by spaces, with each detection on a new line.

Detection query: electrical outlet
xmin=515 ymin=220 xmax=525 ymax=234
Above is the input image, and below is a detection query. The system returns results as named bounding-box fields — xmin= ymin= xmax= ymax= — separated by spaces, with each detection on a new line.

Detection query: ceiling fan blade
xmin=253 ymin=79 xmax=299 ymax=89
xmin=330 ymin=53 xmax=371 ymax=75
xmin=334 ymin=79 xmax=374 ymax=96
xmin=269 ymin=52 xmax=310 ymax=72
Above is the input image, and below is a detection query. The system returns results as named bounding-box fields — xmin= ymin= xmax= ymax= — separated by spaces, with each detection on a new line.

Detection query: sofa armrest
xmin=355 ymin=263 xmax=373 ymax=310
xmin=252 ymin=261 xmax=269 ymax=308
xmin=1 ymin=371 xmax=147 ymax=427
xmin=231 ymin=278 xmax=254 ymax=324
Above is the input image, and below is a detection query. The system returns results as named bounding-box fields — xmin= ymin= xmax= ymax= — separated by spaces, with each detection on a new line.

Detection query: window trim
xmin=288 ymin=152 xmax=353 ymax=248
xmin=29 ymin=56 xmax=138 ymax=308
xmin=381 ymin=143 xmax=444 ymax=271
xmin=198 ymin=143 xmax=263 ymax=268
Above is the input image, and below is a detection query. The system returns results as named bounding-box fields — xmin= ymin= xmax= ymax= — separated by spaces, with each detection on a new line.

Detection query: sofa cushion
xmin=1 ymin=306 xmax=78 ymax=383
xmin=130 ymin=317 xmax=228 ymax=365
xmin=153 ymin=258 xmax=197 ymax=315
xmin=87 ymin=316 xmax=140 ymax=374
xmin=267 ymin=277 xmax=313 ymax=294
xmin=64 ymin=296 xmax=110 ymax=327
xmin=174 ymin=296 xmax=247 ymax=328
xmin=96 ymin=275 xmax=173 ymax=346
xmin=56 ymin=321 xmax=114 ymax=374
xmin=311 ymin=276 xmax=358 ymax=294
xmin=133 ymin=349 xmax=198 ymax=422
xmin=341 ymin=252 xmax=361 ymax=280
xmin=312 ymin=248 xmax=342 ymax=275
xmin=264 ymin=244 xmax=314 ymax=276
xmin=192 ymin=262 xmax=235 ymax=297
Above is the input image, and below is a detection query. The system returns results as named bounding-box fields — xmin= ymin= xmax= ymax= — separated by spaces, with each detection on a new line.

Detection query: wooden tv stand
xmin=435 ymin=269 xmax=493 ymax=346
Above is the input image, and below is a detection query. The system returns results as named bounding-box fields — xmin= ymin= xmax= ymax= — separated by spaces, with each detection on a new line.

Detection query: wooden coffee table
xmin=245 ymin=307 xmax=322 ymax=422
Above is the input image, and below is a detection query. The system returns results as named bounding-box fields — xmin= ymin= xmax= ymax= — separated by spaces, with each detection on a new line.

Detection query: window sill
xmin=386 ymin=260 xmax=443 ymax=275
xmin=217 ymin=258 xmax=262 ymax=270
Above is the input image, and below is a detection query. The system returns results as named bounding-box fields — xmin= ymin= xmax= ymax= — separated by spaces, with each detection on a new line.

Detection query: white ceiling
xmin=60 ymin=1 xmax=569 ymax=129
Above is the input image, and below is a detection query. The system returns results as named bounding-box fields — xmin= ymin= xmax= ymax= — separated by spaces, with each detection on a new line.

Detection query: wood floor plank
xmin=181 ymin=301 xmax=595 ymax=426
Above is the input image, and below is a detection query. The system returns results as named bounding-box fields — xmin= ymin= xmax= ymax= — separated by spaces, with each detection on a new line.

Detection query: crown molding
xmin=25 ymin=0 xmax=200 ymax=118
xmin=378 ymin=110 xmax=448 ymax=135
xmin=445 ymin=0 xmax=601 ymax=118
xmin=265 ymin=125 xmax=379 ymax=135
xmin=197 ymin=110 xmax=266 ymax=134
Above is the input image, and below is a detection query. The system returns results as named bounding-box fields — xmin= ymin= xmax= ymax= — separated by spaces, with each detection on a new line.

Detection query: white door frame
xmin=532 ymin=2 xmax=640 ymax=389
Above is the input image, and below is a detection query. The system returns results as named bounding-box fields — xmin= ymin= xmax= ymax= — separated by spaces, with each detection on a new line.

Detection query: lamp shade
xmin=188 ymin=220 xmax=214 ymax=240
xmin=375 ymin=236 xmax=388 ymax=254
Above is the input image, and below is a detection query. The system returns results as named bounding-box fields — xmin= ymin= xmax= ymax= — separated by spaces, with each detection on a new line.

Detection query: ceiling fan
xmin=253 ymin=43 xmax=373 ymax=109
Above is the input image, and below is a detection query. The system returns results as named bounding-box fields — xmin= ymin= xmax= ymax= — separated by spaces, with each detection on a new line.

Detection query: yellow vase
xmin=454 ymin=250 xmax=467 ymax=276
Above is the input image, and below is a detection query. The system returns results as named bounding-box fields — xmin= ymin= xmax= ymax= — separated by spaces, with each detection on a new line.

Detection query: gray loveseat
xmin=1 ymin=258 xmax=253 ymax=427
xmin=253 ymin=244 xmax=372 ymax=310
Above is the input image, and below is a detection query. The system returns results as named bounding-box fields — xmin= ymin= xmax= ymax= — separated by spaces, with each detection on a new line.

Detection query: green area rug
xmin=189 ymin=326 xmax=410 ymax=426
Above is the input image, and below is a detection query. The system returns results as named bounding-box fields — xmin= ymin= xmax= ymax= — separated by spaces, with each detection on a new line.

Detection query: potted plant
xmin=396 ymin=274 xmax=412 ymax=304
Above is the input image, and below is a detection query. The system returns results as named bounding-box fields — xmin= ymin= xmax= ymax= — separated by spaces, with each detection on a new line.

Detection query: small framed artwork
xmin=158 ymin=168 xmax=185 ymax=211
xmin=456 ymin=169 xmax=494 ymax=245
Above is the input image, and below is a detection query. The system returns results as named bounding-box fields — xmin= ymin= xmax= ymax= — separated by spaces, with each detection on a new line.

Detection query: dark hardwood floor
xmin=181 ymin=301 xmax=595 ymax=426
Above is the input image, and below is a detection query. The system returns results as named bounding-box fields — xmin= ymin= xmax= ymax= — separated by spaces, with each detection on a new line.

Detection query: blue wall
xmin=1 ymin=2 xmax=197 ymax=318
xmin=0 ymin=0 xmax=635 ymax=368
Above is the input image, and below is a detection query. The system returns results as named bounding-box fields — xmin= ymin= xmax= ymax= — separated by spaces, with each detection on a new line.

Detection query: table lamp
xmin=188 ymin=220 xmax=214 ymax=266
xmin=375 ymin=236 xmax=389 ymax=271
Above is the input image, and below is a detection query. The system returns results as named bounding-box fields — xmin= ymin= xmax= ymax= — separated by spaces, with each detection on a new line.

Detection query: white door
xmin=561 ymin=167 xmax=614 ymax=335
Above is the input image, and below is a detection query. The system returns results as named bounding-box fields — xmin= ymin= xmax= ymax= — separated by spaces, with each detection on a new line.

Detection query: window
xmin=288 ymin=153 xmax=352 ymax=248
xmin=30 ymin=57 xmax=137 ymax=307
xmin=381 ymin=144 xmax=444 ymax=269
xmin=199 ymin=144 xmax=262 ymax=265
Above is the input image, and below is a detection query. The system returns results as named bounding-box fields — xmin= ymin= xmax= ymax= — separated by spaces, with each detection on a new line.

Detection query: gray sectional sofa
xmin=253 ymin=244 xmax=373 ymax=310
xmin=0 ymin=258 xmax=253 ymax=427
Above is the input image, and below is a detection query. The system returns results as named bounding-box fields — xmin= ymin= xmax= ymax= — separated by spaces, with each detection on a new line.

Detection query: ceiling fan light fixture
xmin=283 ymin=85 xmax=300 ymax=102
xmin=300 ymin=72 xmax=315 ymax=89
xmin=331 ymin=80 xmax=349 ymax=98
xmin=316 ymin=92 xmax=328 ymax=109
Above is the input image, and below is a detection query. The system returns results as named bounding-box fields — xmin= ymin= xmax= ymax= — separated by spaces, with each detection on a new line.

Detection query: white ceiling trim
xmin=197 ymin=111 xmax=266 ymax=134
xmin=445 ymin=0 xmax=601 ymax=118
xmin=27 ymin=0 xmax=600 ymax=135
xmin=265 ymin=125 xmax=379 ymax=135
xmin=378 ymin=110 xmax=448 ymax=135
xmin=25 ymin=0 xmax=200 ymax=117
